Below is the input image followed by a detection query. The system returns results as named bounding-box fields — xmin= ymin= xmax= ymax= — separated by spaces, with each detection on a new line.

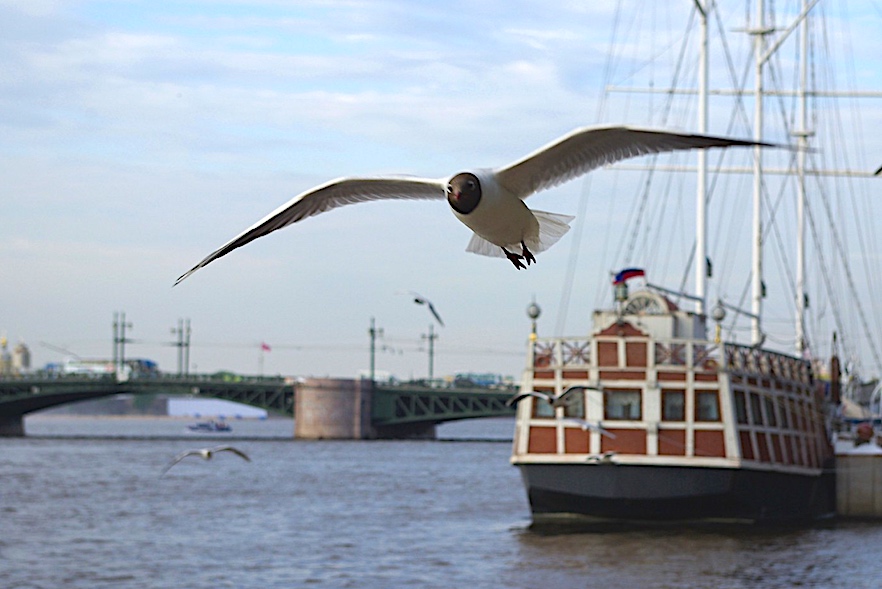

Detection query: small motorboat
xmin=187 ymin=420 xmax=232 ymax=433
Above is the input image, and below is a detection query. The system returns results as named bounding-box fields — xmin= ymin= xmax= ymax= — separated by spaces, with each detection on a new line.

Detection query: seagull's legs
xmin=521 ymin=241 xmax=536 ymax=266
xmin=502 ymin=247 xmax=526 ymax=270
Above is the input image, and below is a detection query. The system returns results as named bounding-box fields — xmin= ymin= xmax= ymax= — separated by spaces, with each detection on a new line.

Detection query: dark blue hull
xmin=518 ymin=462 xmax=836 ymax=524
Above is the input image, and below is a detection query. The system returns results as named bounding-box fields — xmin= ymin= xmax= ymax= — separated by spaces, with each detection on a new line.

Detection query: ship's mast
xmin=750 ymin=0 xmax=768 ymax=346
xmin=694 ymin=0 xmax=710 ymax=317
xmin=795 ymin=0 xmax=811 ymax=356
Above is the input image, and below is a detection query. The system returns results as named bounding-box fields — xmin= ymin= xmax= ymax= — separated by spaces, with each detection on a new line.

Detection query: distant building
xmin=13 ymin=342 xmax=31 ymax=374
xmin=0 ymin=336 xmax=11 ymax=375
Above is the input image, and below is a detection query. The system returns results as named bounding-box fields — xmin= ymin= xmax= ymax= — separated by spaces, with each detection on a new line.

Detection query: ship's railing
xmin=529 ymin=336 xmax=810 ymax=383
xmin=529 ymin=335 xmax=723 ymax=371
xmin=723 ymin=343 xmax=812 ymax=384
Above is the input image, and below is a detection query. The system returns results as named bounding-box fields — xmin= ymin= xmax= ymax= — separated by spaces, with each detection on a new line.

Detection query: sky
xmin=2 ymin=0 xmax=882 ymax=381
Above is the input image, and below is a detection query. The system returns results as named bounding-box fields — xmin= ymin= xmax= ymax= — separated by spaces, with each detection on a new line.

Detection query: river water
xmin=3 ymin=416 xmax=882 ymax=588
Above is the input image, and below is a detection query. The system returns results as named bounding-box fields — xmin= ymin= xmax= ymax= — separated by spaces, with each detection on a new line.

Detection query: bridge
xmin=0 ymin=374 xmax=516 ymax=438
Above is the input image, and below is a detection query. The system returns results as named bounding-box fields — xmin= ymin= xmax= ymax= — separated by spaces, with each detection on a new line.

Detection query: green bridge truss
xmin=0 ymin=375 xmax=515 ymax=435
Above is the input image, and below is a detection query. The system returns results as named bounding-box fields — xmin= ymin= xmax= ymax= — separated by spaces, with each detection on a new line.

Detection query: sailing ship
xmin=509 ymin=0 xmax=881 ymax=524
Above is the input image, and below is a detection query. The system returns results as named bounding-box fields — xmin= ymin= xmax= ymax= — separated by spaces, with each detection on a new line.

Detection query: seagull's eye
xmin=466 ymin=181 xmax=475 ymax=190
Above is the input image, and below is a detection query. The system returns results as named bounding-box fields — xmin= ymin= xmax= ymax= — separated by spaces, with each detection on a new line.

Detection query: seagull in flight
xmin=160 ymin=445 xmax=251 ymax=476
xmin=560 ymin=418 xmax=617 ymax=439
xmin=409 ymin=292 xmax=444 ymax=327
xmin=176 ymin=125 xmax=775 ymax=283
xmin=506 ymin=385 xmax=593 ymax=408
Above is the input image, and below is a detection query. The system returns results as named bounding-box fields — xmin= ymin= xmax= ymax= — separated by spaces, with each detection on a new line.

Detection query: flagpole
xmin=258 ymin=342 xmax=271 ymax=375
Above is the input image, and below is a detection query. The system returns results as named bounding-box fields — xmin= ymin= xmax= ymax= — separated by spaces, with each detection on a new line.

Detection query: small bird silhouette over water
xmin=175 ymin=125 xmax=776 ymax=283
xmin=161 ymin=445 xmax=250 ymax=476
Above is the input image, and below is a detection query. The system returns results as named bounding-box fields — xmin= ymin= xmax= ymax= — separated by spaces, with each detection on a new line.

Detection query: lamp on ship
xmin=526 ymin=299 xmax=541 ymax=342
xmin=711 ymin=303 xmax=726 ymax=344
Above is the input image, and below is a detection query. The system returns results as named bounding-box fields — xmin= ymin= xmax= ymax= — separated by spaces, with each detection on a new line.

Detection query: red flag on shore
xmin=260 ymin=342 xmax=271 ymax=352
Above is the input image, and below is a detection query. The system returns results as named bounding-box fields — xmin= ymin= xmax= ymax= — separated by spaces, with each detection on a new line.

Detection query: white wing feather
xmin=495 ymin=125 xmax=775 ymax=200
xmin=177 ymin=176 xmax=445 ymax=284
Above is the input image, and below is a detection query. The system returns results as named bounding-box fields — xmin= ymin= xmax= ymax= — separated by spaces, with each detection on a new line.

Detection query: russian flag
xmin=613 ymin=268 xmax=645 ymax=285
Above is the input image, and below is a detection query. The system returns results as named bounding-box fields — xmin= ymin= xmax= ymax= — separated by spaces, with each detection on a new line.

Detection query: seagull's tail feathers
xmin=465 ymin=210 xmax=575 ymax=258
xmin=465 ymin=233 xmax=505 ymax=257
xmin=530 ymin=210 xmax=575 ymax=253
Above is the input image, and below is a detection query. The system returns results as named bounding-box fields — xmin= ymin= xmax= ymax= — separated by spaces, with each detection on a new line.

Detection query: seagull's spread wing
xmin=211 ymin=445 xmax=251 ymax=462
xmin=410 ymin=291 xmax=444 ymax=326
xmin=505 ymin=391 xmax=553 ymax=407
xmin=426 ymin=301 xmax=444 ymax=327
xmin=176 ymin=176 xmax=445 ymax=284
xmin=160 ymin=450 xmax=200 ymax=476
xmin=494 ymin=125 xmax=776 ymax=200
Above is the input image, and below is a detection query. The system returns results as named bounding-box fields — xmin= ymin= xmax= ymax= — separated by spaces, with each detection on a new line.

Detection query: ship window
xmin=605 ymin=389 xmax=641 ymax=420
xmin=662 ymin=390 xmax=685 ymax=421
xmin=749 ymin=393 xmax=764 ymax=425
xmin=561 ymin=387 xmax=585 ymax=418
xmin=695 ymin=391 xmax=720 ymax=422
xmin=780 ymin=400 xmax=793 ymax=430
xmin=531 ymin=397 xmax=555 ymax=418
xmin=763 ymin=397 xmax=778 ymax=427
xmin=734 ymin=391 xmax=749 ymax=424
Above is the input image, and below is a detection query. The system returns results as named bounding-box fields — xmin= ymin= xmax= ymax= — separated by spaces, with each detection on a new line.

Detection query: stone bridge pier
xmin=294 ymin=378 xmax=436 ymax=440
xmin=0 ymin=415 xmax=24 ymax=437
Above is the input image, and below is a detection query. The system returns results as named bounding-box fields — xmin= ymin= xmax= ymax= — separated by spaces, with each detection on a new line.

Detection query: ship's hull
xmin=518 ymin=462 xmax=836 ymax=524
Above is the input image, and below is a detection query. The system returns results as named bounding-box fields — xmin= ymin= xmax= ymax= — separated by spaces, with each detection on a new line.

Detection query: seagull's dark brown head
xmin=446 ymin=172 xmax=481 ymax=215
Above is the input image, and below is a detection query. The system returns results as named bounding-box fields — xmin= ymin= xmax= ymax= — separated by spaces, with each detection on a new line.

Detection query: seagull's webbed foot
xmin=521 ymin=241 xmax=536 ymax=266
xmin=502 ymin=247 xmax=526 ymax=270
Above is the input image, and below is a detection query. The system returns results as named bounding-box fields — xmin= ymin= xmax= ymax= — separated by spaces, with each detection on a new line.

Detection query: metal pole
xmin=795 ymin=0 xmax=810 ymax=356
xmin=369 ymin=317 xmax=377 ymax=382
xmin=184 ymin=318 xmax=191 ymax=376
xmin=428 ymin=324 xmax=435 ymax=382
xmin=177 ymin=319 xmax=184 ymax=375
xmin=695 ymin=0 xmax=710 ymax=317
xmin=117 ymin=312 xmax=131 ymax=376
xmin=751 ymin=0 xmax=766 ymax=345
xmin=112 ymin=312 xmax=119 ymax=370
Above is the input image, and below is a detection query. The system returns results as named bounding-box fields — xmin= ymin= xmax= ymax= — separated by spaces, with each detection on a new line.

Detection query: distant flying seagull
xmin=409 ymin=292 xmax=444 ymax=327
xmin=560 ymin=418 xmax=617 ymax=439
xmin=175 ymin=125 xmax=775 ymax=283
xmin=506 ymin=385 xmax=592 ymax=408
xmin=160 ymin=445 xmax=250 ymax=476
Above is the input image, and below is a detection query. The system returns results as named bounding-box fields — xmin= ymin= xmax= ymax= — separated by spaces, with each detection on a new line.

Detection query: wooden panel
xmin=770 ymin=434 xmax=784 ymax=463
xmin=599 ymin=370 xmax=646 ymax=380
xmin=562 ymin=370 xmax=589 ymax=379
xmin=657 ymin=372 xmax=687 ymax=381
xmin=658 ymin=429 xmax=686 ymax=456
xmin=533 ymin=371 xmax=555 ymax=380
xmin=601 ymin=429 xmax=646 ymax=454
xmin=564 ymin=428 xmax=590 ymax=454
xmin=756 ymin=432 xmax=771 ymax=462
xmin=694 ymin=373 xmax=719 ymax=382
xmin=625 ymin=342 xmax=647 ymax=367
xmin=527 ymin=426 xmax=557 ymax=454
xmin=694 ymin=430 xmax=726 ymax=458
xmin=739 ymin=430 xmax=755 ymax=460
xmin=597 ymin=321 xmax=647 ymax=337
xmin=789 ymin=436 xmax=803 ymax=466
xmin=597 ymin=342 xmax=618 ymax=367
